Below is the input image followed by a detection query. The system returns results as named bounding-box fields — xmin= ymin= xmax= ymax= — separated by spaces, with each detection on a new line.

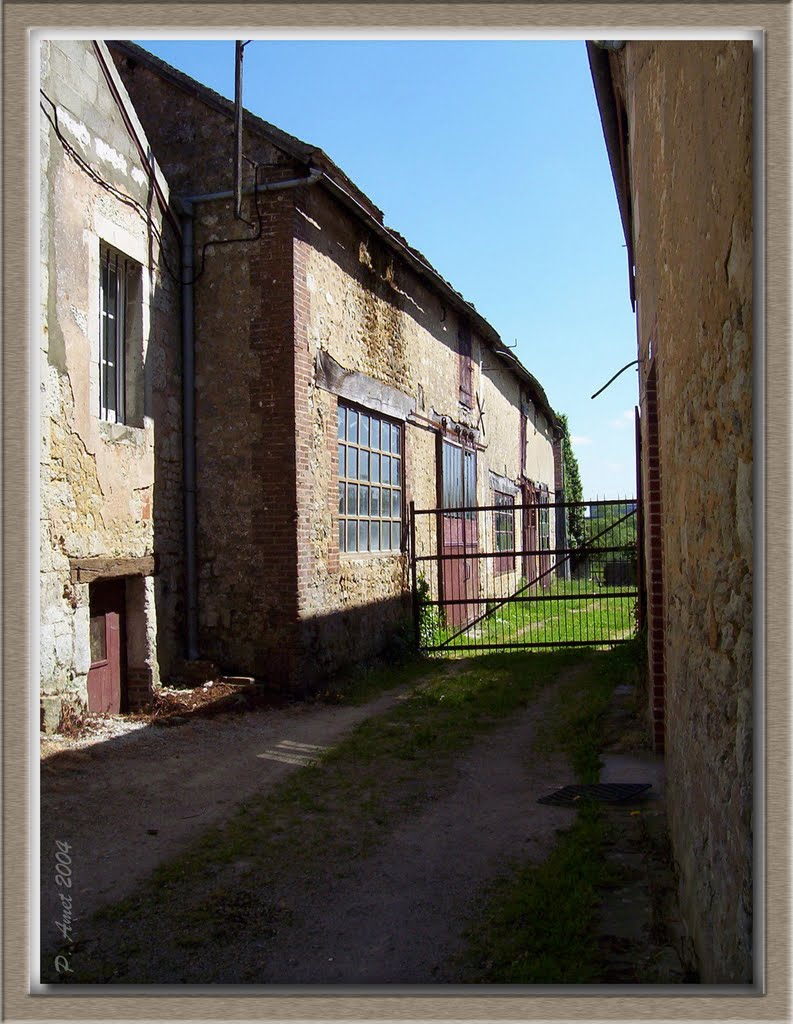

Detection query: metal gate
xmin=409 ymin=497 xmax=639 ymax=653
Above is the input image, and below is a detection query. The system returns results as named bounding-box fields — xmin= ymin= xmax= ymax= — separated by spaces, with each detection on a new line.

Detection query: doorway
xmin=86 ymin=578 xmax=126 ymax=713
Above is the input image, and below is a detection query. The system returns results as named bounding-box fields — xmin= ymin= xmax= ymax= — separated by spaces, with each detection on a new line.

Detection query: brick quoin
xmin=643 ymin=361 xmax=666 ymax=752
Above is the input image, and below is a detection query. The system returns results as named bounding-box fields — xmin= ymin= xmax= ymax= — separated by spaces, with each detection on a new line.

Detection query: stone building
xmin=40 ymin=39 xmax=561 ymax=720
xmin=39 ymin=40 xmax=183 ymax=728
xmin=588 ymin=40 xmax=753 ymax=983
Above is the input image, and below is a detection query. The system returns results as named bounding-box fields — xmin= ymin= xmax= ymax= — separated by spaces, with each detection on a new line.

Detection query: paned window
xmin=538 ymin=490 xmax=551 ymax=550
xmin=99 ymin=245 xmax=128 ymax=423
xmin=494 ymin=491 xmax=515 ymax=573
xmin=441 ymin=440 xmax=476 ymax=519
xmin=337 ymin=404 xmax=403 ymax=553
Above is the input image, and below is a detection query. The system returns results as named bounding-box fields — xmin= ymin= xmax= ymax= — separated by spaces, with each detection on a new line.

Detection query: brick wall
xmin=642 ymin=361 xmax=666 ymax=752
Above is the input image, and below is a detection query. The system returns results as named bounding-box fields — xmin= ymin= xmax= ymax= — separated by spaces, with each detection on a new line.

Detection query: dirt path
xmin=228 ymin=682 xmax=576 ymax=984
xmin=39 ymin=685 xmax=413 ymax=940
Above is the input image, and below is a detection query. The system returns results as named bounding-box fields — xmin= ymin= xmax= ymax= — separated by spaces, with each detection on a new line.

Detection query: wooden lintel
xmin=69 ymin=554 xmax=157 ymax=585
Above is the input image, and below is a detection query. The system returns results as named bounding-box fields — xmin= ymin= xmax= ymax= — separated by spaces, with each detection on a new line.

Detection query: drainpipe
xmin=178 ymin=167 xmax=322 ymax=663
xmin=179 ymin=201 xmax=199 ymax=659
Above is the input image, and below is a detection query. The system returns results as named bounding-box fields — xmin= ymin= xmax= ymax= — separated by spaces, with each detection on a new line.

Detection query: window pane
xmin=347 ymin=447 xmax=358 ymax=479
xmin=370 ymin=521 xmax=380 ymax=551
xmin=391 ymin=522 xmax=401 ymax=550
xmin=338 ymin=406 xmax=346 ymax=439
xmin=392 ymin=489 xmax=401 ymax=518
xmin=347 ymin=520 xmax=358 ymax=552
xmin=347 ymin=408 xmax=358 ymax=443
xmin=391 ymin=428 xmax=400 ymax=455
xmin=347 ymin=484 xmax=357 ymax=512
xmin=338 ymin=482 xmax=345 ymax=515
xmin=358 ymin=521 xmax=369 ymax=551
xmin=391 ymin=457 xmax=400 ymax=485
xmin=370 ymin=453 xmax=380 ymax=483
xmin=442 ymin=441 xmax=462 ymax=510
xmin=371 ymin=487 xmax=380 ymax=516
xmin=359 ymin=414 xmax=370 ymax=447
xmin=358 ymin=485 xmax=369 ymax=516
xmin=338 ymin=443 xmax=346 ymax=477
xmin=382 ymin=455 xmax=391 ymax=485
xmin=90 ymin=615 xmax=106 ymax=663
xmin=359 ymin=450 xmax=369 ymax=481
xmin=370 ymin=418 xmax=380 ymax=451
xmin=339 ymin=520 xmax=345 ymax=551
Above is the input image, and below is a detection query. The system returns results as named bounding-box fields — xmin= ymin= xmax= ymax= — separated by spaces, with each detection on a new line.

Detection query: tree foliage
xmin=555 ymin=413 xmax=585 ymax=549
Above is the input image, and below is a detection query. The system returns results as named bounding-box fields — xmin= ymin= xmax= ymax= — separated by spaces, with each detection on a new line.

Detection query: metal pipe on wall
xmin=178 ymin=167 xmax=321 ymax=662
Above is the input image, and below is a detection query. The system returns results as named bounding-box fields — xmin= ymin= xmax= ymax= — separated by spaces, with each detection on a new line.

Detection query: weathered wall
xmin=111 ymin=45 xmax=557 ymax=688
xmin=113 ymin=52 xmax=310 ymax=683
xmin=292 ymin=186 xmax=557 ymax=675
xmin=620 ymin=40 xmax=753 ymax=982
xmin=40 ymin=41 xmax=182 ymax=718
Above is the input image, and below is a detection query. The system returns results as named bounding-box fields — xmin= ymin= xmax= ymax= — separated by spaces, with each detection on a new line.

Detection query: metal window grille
xmin=99 ymin=246 xmax=126 ymax=423
xmin=337 ymin=403 xmax=403 ymax=553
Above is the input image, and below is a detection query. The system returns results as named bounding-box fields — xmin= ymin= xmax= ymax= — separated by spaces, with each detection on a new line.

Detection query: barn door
xmin=439 ymin=439 xmax=479 ymax=626
xmin=86 ymin=578 xmax=126 ymax=714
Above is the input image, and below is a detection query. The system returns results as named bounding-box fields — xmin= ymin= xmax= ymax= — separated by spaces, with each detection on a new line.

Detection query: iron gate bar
xmin=430 ymin=506 xmax=637 ymax=650
xmin=413 ymin=497 xmax=636 ymax=514
xmin=422 ymin=591 xmax=638 ymax=606
xmin=422 ymin=639 xmax=635 ymax=652
xmin=413 ymin=544 xmax=632 ymax=563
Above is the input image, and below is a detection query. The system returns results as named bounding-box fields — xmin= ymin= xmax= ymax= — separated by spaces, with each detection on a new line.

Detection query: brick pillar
xmin=643 ymin=362 xmax=666 ymax=752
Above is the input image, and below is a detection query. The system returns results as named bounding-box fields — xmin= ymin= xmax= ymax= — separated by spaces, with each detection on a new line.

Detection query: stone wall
xmin=40 ymin=40 xmax=182 ymax=720
xmin=618 ymin=40 xmax=753 ymax=983
xmin=292 ymin=185 xmax=557 ymax=677
xmin=110 ymin=43 xmax=558 ymax=689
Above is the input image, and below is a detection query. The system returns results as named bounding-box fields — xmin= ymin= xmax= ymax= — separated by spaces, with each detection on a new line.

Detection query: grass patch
xmin=315 ymin=655 xmax=444 ymax=706
xmin=456 ymin=641 xmax=642 ymax=983
xmin=463 ymin=804 xmax=613 ymax=983
xmin=48 ymin=647 xmax=588 ymax=984
xmin=426 ymin=579 xmax=636 ymax=652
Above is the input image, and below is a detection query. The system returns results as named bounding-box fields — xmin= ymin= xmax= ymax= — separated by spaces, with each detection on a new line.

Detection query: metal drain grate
xmin=537 ymin=783 xmax=652 ymax=807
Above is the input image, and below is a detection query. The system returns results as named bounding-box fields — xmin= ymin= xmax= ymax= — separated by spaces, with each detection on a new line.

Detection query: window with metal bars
xmin=337 ymin=403 xmax=403 ymax=553
xmin=99 ymin=245 xmax=129 ymax=423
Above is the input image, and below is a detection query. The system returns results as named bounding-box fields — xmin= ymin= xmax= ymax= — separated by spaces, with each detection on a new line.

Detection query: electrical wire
xmin=39 ymin=90 xmax=182 ymax=285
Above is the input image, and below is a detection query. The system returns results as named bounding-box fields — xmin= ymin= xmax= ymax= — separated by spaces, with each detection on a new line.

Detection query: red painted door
xmin=87 ymin=579 xmax=125 ymax=714
xmin=522 ymin=482 xmax=539 ymax=587
xmin=440 ymin=441 xmax=479 ymax=627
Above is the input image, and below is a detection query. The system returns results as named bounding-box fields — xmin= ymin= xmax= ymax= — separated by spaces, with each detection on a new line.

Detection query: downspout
xmin=178 ymin=166 xmax=322 ymax=662
xmin=179 ymin=201 xmax=199 ymax=659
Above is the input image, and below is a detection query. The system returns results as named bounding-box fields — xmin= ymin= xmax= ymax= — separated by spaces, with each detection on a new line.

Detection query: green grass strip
xmin=457 ymin=641 xmax=642 ymax=983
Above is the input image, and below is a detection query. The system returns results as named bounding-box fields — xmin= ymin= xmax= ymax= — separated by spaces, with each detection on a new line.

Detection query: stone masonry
xmin=40 ymin=40 xmax=182 ymax=725
xmin=111 ymin=42 xmax=561 ymax=690
xmin=590 ymin=40 xmax=753 ymax=984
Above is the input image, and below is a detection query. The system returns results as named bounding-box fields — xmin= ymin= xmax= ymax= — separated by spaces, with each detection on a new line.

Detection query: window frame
xmin=99 ymin=244 xmax=129 ymax=425
xmin=337 ymin=401 xmax=404 ymax=556
xmin=441 ymin=438 xmax=476 ymax=520
xmin=493 ymin=490 xmax=516 ymax=574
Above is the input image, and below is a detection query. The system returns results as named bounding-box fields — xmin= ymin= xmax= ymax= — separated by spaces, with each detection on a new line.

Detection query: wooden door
xmin=522 ymin=481 xmax=539 ymax=587
xmin=440 ymin=441 xmax=479 ymax=627
xmin=86 ymin=579 xmax=125 ymax=714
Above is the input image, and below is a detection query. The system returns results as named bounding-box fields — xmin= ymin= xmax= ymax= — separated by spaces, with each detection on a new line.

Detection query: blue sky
xmin=135 ymin=37 xmax=640 ymax=498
